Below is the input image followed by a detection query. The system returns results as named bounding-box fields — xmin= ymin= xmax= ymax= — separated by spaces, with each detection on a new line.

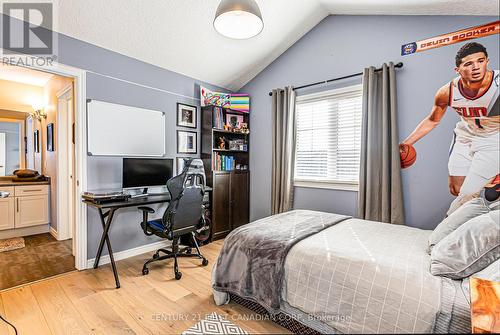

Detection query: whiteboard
xmin=87 ymin=100 xmax=166 ymax=157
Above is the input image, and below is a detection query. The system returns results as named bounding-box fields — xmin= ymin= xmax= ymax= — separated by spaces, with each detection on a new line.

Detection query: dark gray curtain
xmin=271 ymin=87 xmax=296 ymax=214
xmin=358 ymin=63 xmax=405 ymax=224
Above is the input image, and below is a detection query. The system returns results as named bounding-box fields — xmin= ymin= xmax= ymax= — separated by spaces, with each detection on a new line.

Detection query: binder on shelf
xmin=213 ymin=107 xmax=224 ymax=129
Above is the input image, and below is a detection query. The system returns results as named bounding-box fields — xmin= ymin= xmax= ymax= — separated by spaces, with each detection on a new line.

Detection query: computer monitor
xmin=122 ymin=158 xmax=173 ymax=192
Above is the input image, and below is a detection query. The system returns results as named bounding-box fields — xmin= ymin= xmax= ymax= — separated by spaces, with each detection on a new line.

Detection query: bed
xmin=212 ymin=210 xmax=472 ymax=334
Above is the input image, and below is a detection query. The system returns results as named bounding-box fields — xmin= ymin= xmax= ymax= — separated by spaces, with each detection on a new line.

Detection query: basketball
xmin=400 ymin=144 xmax=417 ymax=169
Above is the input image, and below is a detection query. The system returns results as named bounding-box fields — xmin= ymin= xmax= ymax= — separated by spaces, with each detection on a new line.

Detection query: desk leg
xmin=93 ymin=208 xmax=120 ymax=288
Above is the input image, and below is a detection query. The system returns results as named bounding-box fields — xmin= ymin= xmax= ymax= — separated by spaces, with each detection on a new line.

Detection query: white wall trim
xmin=86 ymin=70 xmax=200 ymax=101
xmin=49 ymin=226 xmax=58 ymax=240
xmin=296 ymin=84 xmax=363 ymax=102
xmin=294 ymin=180 xmax=358 ymax=192
xmin=1 ymin=54 xmax=89 ymax=271
xmin=86 ymin=240 xmax=171 ymax=269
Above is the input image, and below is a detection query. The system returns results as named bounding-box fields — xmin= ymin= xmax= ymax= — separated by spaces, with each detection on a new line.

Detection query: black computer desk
xmin=83 ymin=194 xmax=171 ymax=288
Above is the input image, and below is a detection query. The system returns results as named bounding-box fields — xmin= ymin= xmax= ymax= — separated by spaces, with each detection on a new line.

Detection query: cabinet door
xmin=212 ymin=172 xmax=231 ymax=238
xmin=15 ymin=195 xmax=49 ymax=228
xmin=0 ymin=197 xmax=15 ymax=231
xmin=230 ymin=171 xmax=249 ymax=230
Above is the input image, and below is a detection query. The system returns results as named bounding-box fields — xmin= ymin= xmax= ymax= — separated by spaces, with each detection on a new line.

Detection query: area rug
xmin=182 ymin=312 xmax=248 ymax=335
xmin=0 ymin=237 xmax=25 ymax=253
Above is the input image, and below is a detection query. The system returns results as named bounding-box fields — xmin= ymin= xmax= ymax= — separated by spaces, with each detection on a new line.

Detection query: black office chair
xmin=138 ymin=159 xmax=208 ymax=280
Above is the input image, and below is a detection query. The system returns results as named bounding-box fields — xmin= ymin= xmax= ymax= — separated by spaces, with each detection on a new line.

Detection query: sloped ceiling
xmin=48 ymin=0 xmax=500 ymax=90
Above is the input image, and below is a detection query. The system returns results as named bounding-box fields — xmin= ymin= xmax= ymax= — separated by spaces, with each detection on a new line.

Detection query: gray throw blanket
xmin=212 ymin=210 xmax=350 ymax=312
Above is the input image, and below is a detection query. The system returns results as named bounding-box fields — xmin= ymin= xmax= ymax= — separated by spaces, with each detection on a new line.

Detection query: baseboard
xmin=86 ymin=240 xmax=171 ymax=269
xmin=0 ymin=224 xmax=50 ymax=240
xmin=49 ymin=226 xmax=58 ymax=240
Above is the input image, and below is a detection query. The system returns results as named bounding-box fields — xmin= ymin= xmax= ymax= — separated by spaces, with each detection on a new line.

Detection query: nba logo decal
xmin=401 ymin=42 xmax=417 ymax=55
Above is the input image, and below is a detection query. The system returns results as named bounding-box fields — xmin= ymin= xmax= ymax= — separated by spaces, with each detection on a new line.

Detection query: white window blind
xmin=294 ymin=85 xmax=363 ymax=186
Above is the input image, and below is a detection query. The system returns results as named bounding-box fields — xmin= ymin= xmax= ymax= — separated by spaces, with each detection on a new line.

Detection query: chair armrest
xmin=138 ymin=207 xmax=156 ymax=235
xmin=139 ymin=207 xmax=155 ymax=236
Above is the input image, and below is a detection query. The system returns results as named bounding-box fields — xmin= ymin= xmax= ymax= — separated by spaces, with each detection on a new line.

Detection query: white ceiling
xmin=52 ymin=0 xmax=499 ymax=91
xmin=0 ymin=63 xmax=53 ymax=87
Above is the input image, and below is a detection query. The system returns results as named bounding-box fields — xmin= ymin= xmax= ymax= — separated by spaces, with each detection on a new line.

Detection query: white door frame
xmin=55 ymin=84 xmax=74 ymax=243
xmin=1 ymin=55 xmax=88 ymax=270
xmin=0 ymin=132 xmax=5 ymax=176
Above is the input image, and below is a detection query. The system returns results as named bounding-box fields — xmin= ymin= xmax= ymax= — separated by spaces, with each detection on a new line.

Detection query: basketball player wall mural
xmin=400 ymin=42 xmax=499 ymax=214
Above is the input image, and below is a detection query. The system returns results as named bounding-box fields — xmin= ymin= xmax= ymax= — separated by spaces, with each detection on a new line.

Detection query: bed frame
xmin=229 ymin=293 xmax=321 ymax=334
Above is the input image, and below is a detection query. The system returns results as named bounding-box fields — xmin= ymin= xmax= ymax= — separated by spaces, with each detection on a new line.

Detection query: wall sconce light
xmin=31 ymin=109 xmax=47 ymax=121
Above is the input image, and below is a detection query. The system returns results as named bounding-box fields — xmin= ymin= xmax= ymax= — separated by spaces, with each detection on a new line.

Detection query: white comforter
xmin=282 ymin=218 xmax=468 ymax=334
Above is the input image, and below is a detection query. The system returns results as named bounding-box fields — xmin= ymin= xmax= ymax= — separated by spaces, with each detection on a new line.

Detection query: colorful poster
xmin=229 ymin=94 xmax=250 ymax=113
xmin=200 ymin=86 xmax=230 ymax=108
xmin=200 ymin=86 xmax=250 ymax=113
xmin=401 ymin=21 xmax=499 ymax=56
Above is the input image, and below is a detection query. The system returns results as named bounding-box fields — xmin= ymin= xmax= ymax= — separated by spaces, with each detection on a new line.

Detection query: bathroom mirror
xmin=0 ymin=117 xmax=27 ymax=176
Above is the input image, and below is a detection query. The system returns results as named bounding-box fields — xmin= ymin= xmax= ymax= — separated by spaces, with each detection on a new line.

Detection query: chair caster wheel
xmin=142 ymin=268 xmax=149 ymax=275
xmin=153 ymin=253 xmax=159 ymax=260
xmin=175 ymin=272 xmax=182 ymax=280
xmin=202 ymin=258 xmax=209 ymax=266
xmin=186 ymin=248 xmax=192 ymax=254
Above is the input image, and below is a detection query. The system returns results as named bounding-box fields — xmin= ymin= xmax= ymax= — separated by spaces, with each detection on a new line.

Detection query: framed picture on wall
xmin=47 ymin=123 xmax=54 ymax=151
xmin=177 ymin=103 xmax=197 ymax=128
xmin=34 ymin=130 xmax=40 ymax=153
xmin=177 ymin=130 xmax=197 ymax=154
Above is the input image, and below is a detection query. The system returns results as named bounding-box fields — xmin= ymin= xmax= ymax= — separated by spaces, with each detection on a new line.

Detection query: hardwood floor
xmin=0 ymin=240 xmax=289 ymax=335
xmin=0 ymin=233 xmax=75 ymax=290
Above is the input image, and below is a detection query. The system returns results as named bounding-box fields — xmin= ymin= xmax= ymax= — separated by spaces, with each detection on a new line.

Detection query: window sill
xmin=294 ymin=180 xmax=358 ymax=192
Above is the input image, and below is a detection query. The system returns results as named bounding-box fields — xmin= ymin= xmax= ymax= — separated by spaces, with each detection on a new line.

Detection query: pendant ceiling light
xmin=214 ymin=0 xmax=264 ymax=39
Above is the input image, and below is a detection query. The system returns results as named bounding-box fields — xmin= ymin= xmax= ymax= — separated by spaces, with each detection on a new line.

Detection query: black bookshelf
xmin=201 ymin=106 xmax=250 ymax=187
xmin=201 ymin=105 xmax=250 ymax=239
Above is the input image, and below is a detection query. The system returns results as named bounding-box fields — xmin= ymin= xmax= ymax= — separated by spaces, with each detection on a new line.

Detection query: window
xmin=294 ymin=85 xmax=363 ymax=190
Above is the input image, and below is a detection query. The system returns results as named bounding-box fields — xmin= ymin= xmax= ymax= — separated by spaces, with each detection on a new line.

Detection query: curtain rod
xmin=268 ymin=62 xmax=403 ymax=96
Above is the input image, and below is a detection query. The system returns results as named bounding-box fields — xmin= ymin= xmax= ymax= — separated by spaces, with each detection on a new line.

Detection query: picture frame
xmin=176 ymin=157 xmax=190 ymax=174
xmin=34 ymin=130 xmax=40 ymax=153
xmin=47 ymin=123 xmax=54 ymax=151
xmin=176 ymin=103 xmax=197 ymax=128
xmin=226 ymin=113 xmax=244 ymax=129
xmin=177 ymin=130 xmax=197 ymax=154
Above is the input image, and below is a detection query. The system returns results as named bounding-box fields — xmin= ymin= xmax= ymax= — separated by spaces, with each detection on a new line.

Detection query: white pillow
xmin=430 ymin=210 xmax=500 ymax=279
xmin=427 ymin=197 xmax=490 ymax=254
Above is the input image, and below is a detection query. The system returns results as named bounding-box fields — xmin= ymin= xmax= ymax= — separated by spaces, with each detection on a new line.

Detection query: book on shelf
xmin=212 ymin=152 xmax=236 ymax=171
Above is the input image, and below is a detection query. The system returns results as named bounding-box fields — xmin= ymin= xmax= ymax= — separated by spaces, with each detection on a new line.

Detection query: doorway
xmin=0 ymin=57 xmax=88 ymax=279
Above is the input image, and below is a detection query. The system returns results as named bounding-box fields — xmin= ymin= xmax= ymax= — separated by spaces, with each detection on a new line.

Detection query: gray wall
xmin=72 ymin=43 xmax=227 ymax=258
xmin=0 ymin=122 xmax=21 ymax=175
xmin=64 ymin=43 xmax=227 ymax=258
xmin=240 ymin=15 xmax=499 ymax=230
xmin=1 ymin=14 xmax=228 ymax=259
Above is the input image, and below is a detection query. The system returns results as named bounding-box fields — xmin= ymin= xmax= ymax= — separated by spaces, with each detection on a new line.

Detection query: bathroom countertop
xmin=0 ymin=179 xmax=50 ymax=187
